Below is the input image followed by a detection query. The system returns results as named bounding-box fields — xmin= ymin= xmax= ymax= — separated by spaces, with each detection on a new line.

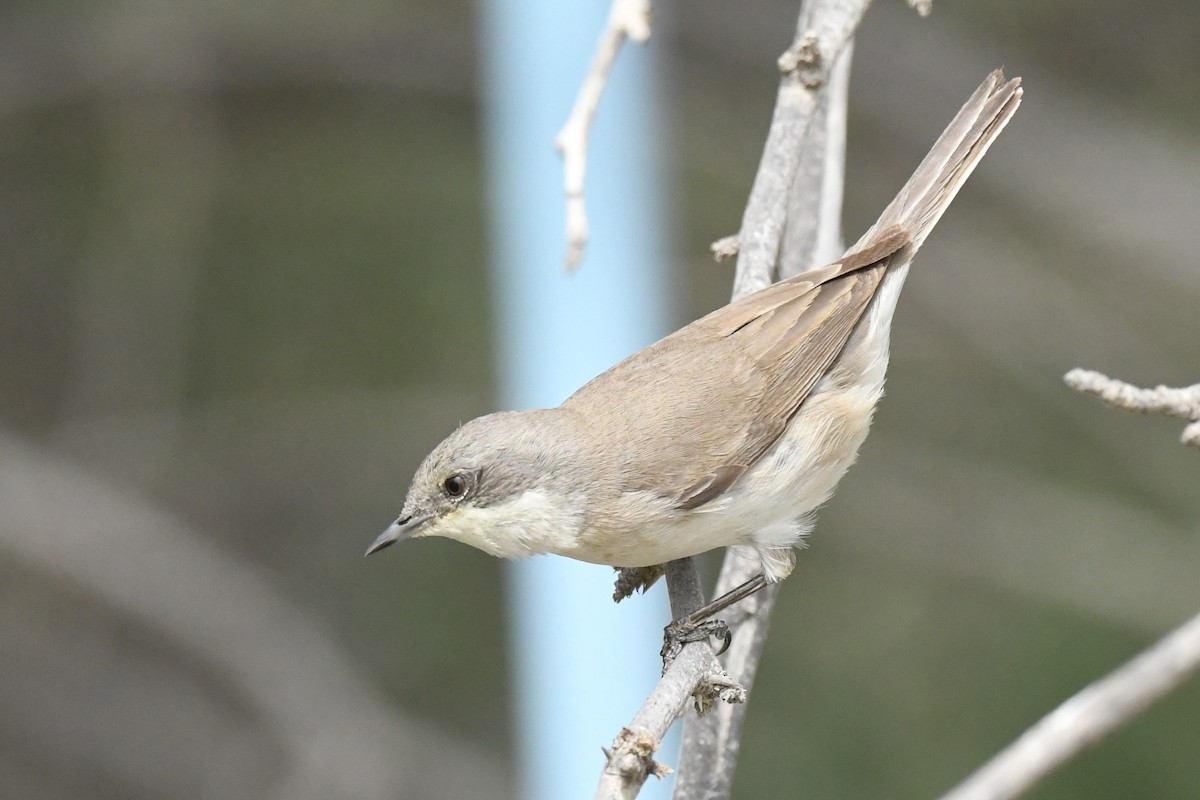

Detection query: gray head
xmin=365 ymin=409 xmax=584 ymax=559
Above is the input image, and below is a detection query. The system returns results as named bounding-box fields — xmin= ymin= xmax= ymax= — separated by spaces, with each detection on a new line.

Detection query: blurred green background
xmin=1 ymin=1 xmax=1198 ymax=798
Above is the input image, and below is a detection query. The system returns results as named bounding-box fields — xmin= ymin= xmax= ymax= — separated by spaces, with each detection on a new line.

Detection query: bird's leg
xmin=660 ymin=573 xmax=769 ymax=668
xmin=612 ymin=564 xmax=665 ymax=602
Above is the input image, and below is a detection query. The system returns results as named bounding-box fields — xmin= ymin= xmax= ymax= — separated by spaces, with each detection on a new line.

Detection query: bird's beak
xmin=365 ymin=514 xmax=431 ymax=556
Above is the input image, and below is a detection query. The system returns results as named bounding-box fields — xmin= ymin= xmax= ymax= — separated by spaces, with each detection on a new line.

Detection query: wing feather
xmin=562 ymin=228 xmax=908 ymax=510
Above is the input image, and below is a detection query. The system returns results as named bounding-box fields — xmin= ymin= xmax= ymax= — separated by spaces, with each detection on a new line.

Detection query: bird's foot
xmin=657 ymin=573 xmax=772 ymax=671
xmin=660 ymin=618 xmax=731 ymax=672
xmin=612 ymin=565 xmax=665 ymax=603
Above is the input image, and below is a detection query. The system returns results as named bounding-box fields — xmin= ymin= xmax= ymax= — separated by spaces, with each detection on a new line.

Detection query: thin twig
xmin=1065 ymin=369 xmax=1200 ymax=448
xmin=938 ymin=607 xmax=1200 ymax=800
xmin=555 ymin=0 xmax=652 ymax=270
xmin=595 ymin=561 xmax=746 ymax=800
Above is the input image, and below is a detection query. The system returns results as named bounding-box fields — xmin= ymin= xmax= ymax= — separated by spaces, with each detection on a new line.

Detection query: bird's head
xmin=365 ymin=409 xmax=584 ymax=560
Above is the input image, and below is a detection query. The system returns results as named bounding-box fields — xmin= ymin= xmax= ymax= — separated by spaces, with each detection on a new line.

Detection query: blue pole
xmin=478 ymin=2 xmax=676 ymax=798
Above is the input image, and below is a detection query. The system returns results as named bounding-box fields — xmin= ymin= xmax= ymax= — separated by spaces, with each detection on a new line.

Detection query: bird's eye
xmin=443 ymin=474 xmax=468 ymax=498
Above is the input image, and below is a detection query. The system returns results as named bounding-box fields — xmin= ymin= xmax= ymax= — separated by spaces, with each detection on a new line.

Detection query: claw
xmin=660 ymin=618 xmax=733 ymax=671
xmin=714 ymin=627 xmax=732 ymax=656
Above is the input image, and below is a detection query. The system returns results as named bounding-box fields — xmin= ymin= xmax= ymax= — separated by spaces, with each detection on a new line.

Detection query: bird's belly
xmin=563 ymin=492 xmax=740 ymax=568
xmin=749 ymin=385 xmax=878 ymax=504
xmin=732 ymin=379 xmax=882 ymax=534
xmin=660 ymin=379 xmax=883 ymax=562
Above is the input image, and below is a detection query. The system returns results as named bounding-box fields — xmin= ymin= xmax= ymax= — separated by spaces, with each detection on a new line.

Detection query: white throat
xmin=430 ymin=489 xmax=585 ymax=560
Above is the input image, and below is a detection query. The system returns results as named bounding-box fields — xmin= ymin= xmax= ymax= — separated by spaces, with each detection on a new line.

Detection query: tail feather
xmin=827 ymin=71 xmax=1022 ymax=392
xmin=855 ymin=70 xmax=1022 ymax=252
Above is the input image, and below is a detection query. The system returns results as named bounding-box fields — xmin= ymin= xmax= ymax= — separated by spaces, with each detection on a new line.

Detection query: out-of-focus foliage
xmin=0 ymin=1 xmax=1197 ymax=798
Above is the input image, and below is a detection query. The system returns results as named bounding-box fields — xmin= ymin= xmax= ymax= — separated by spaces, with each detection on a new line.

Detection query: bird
xmin=367 ymin=71 xmax=1022 ymax=648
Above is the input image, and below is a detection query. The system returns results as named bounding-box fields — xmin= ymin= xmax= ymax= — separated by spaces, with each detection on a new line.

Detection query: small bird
xmin=368 ymin=71 xmax=1021 ymax=643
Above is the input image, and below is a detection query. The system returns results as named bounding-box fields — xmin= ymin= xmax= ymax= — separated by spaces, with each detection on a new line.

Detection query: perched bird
xmin=368 ymin=71 xmax=1022 ymax=641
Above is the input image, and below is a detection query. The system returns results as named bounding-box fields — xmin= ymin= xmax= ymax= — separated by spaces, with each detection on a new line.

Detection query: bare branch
xmin=555 ymin=0 xmax=653 ymax=270
xmin=779 ymin=36 xmax=853 ymax=276
xmin=1065 ymin=369 xmax=1200 ymax=448
xmin=662 ymin=559 xmax=750 ymax=714
xmin=731 ymin=0 xmax=871 ymax=299
xmin=597 ymin=727 xmax=673 ymax=800
xmin=595 ymin=560 xmax=746 ymax=800
xmin=674 ymin=582 xmax=780 ymax=799
xmin=938 ymin=606 xmax=1200 ymax=800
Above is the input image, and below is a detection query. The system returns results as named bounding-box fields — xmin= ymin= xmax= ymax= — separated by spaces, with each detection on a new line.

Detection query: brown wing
xmin=562 ymin=226 xmax=910 ymax=509
xmin=562 ymin=71 xmax=1022 ymax=510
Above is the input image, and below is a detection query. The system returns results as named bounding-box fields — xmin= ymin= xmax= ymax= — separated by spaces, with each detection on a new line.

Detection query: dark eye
xmin=443 ymin=474 xmax=468 ymax=498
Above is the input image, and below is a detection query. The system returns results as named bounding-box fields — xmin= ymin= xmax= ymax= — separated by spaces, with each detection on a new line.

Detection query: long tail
xmin=827 ymin=71 xmax=1021 ymax=392
xmin=855 ymin=69 xmax=1022 ymax=252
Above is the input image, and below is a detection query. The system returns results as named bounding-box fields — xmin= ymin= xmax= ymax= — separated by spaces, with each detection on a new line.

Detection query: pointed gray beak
xmin=365 ymin=514 xmax=430 ymax=556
